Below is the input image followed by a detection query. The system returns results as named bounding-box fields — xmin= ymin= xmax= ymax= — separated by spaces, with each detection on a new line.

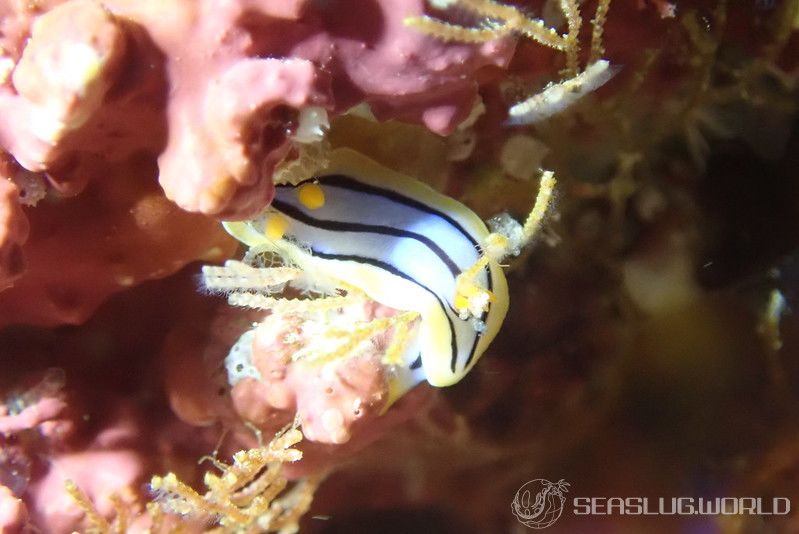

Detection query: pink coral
xmin=0 ymin=0 xmax=165 ymax=196
xmin=0 ymin=484 xmax=28 ymax=532
xmin=0 ymin=166 xmax=237 ymax=326
xmin=0 ymin=395 xmax=67 ymax=435
xmin=0 ymin=174 xmax=28 ymax=292
xmin=0 ymin=0 xmax=511 ymax=218
xmin=0 ymin=0 xmax=512 ymax=325
xmin=0 ymin=357 xmax=205 ymax=533
xmin=230 ymin=305 xmax=391 ymax=445
xmin=141 ymin=0 xmax=512 ymax=217
xmin=166 ymin=301 xmax=429 ymax=449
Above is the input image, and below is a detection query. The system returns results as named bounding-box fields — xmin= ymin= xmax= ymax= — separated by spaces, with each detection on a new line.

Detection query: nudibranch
xmin=203 ymin=148 xmax=554 ymax=403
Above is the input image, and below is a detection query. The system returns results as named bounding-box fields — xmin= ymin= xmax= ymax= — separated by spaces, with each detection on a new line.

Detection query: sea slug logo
xmin=511 ymin=479 xmax=570 ymax=529
xmin=511 ymin=478 xmax=791 ymax=529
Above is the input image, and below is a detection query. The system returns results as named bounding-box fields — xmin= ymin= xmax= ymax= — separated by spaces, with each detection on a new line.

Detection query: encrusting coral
xmin=0 ymin=169 xmax=28 ymax=292
xmin=0 ymin=0 xmax=515 ymax=325
xmin=0 ymin=0 xmax=514 ymax=217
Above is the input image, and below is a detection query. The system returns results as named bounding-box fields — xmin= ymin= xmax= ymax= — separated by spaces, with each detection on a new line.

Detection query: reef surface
xmin=1 ymin=0 xmax=798 ymax=532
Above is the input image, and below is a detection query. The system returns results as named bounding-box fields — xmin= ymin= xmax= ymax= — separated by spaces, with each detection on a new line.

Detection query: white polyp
xmin=13 ymin=169 xmax=46 ymax=206
xmin=487 ymin=212 xmax=524 ymax=259
xmin=293 ymin=106 xmax=330 ymax=144
xmin=225 ymin=329 xmax=262 ymax=386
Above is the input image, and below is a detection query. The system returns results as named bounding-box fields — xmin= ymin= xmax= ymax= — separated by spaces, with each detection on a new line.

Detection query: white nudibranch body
xmin=205 ymin=148 xmax=554 ymax=404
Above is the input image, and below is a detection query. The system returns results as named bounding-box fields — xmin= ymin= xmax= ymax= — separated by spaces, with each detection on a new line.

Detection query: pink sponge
xmin=0 ymin=171 xmax=28 ymax=292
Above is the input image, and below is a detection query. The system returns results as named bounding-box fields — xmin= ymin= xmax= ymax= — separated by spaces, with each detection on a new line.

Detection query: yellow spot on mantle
xmin=264 ymin=213 xmax=288 ymax=241
xmin=298 ymin=182 xmax=325 ymax=209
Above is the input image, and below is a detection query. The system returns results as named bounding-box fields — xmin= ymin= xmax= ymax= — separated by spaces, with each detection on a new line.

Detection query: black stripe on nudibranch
xmin=271 ymin=198 xmax=462 ymax=277
xmin=309 ymin=250 xmax=460 ymax=374
xmin=277 ymin=175 xmax=481 ymax=248
xmin=410 ymin=355 xmax=423 ymax=370
xmin=462 ymin=265 xmax=493 ymax=371
xmin=275 ymin=173 xmax=496 ymax=376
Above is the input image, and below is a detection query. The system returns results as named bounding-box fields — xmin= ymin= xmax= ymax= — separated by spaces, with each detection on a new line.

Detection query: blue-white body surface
xmin=223 ymin=149 xmax=509 ymax=397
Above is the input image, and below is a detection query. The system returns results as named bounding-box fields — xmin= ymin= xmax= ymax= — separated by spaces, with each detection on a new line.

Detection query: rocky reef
xmin=1 ymin=0 xmax=798 ymax=532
